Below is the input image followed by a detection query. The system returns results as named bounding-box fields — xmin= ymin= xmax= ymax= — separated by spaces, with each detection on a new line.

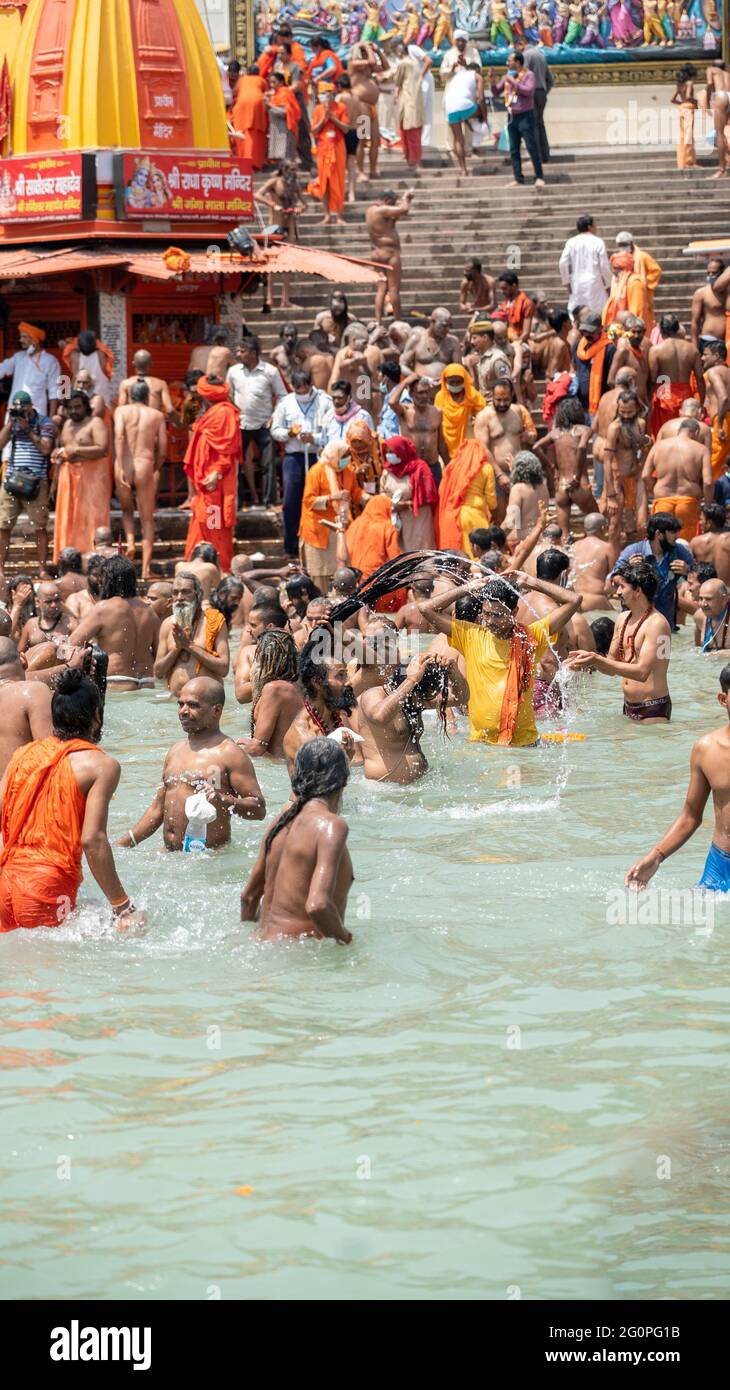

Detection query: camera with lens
xmin=8 ymin=405 xmax=23 ymax=419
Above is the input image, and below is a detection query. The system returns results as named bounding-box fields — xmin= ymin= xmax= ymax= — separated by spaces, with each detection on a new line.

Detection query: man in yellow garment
xmin=417 ymin=571 xmax=582 ymax=746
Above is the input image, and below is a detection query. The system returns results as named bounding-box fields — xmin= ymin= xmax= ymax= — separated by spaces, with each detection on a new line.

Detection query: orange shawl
xmin=437 ymin=440 xmax=490 ymax=550
xmin=307 ymin=101 xmax=349 ymax=212
xmin=434 ymin=365 xmax=486 ymax=456
xmin=232 ymin=74 xmax=268 ymax=133
xmin=62 ymin=337 xmax=114 ymax=379
xmin=0 ymin=737 xmax=92 ymax=875
xmin=603 ymin=253 xmax=650 ymax=328
xmin=345 ymin=495 xmax=401 ymax=576
xmin=576 ymin=333 xmax=610 ymax=416
xmin=270 ymin=85 xmax=301 ymax=134
xmin=501 ymin=290 xmax=534 ymax=340
xmin=498 ymin=625 xmax=537 ymax=746
xmin=194 ymin=607 xmax=227 ymax=674
xmin=183 ymin=378 xmax=241 ymax=572
xmin=299 ymin=454 xmax=364 ymax=549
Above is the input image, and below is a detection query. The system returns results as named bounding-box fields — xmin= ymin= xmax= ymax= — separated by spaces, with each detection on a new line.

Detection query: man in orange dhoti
xmin=231 ymin=67 xmax=268 ymax=168
xmin=307 ymin=84 xmax=349 ymax=225
xmin=0 ymin=670 xmax=138 ymax=932
xmin=53 ymin=392 xmax=110 ymax=562
xmin=183 ymin=377 xmax=241 ymax=575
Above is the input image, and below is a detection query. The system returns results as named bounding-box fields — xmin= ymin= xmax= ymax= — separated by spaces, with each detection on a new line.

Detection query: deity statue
xmin=433 ymin=0 xmax=455 ymax=50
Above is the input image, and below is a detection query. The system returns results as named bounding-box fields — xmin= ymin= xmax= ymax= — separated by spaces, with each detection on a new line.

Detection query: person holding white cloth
xmin=558 ymin=215 xmax=612 ymax=317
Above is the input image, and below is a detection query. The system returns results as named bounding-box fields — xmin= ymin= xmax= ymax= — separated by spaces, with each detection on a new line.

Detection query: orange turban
xmin=196 ymin=374 xmax=231 ymax=403
xmin=19 ymin=322 xmax=45 ymax=345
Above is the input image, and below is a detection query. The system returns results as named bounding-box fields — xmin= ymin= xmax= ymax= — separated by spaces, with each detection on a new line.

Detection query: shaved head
xmin=179 ymin=676 xmax=225 ymax=708
xmin=584 ymin=513 xmax=607 ymax=535
xmin=0 ymin=636 xmax=21 ymax=668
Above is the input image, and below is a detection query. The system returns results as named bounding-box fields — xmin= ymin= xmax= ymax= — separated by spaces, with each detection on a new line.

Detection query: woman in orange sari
xmin=183 ymin=377 xmax=241 ymax=574
xmin=307 ymin=83 xmax=349 ymax=226
xmin=231 ymin=66 xmax=268 ymax=169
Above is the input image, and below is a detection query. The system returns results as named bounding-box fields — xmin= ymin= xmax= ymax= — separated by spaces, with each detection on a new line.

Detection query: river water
xmin=2 ymin=625 xmax=730 ymax=1301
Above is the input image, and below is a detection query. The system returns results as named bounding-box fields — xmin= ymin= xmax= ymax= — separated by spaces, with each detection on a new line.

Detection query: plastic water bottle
xmin=182 ymin=818 xmax=208 ymax=854
xmin=182 ymin=791 xmax=217 ymax=854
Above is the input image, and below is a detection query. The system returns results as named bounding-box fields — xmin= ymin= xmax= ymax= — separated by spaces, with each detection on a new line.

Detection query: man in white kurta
xmin=558 ymin=216 xmax=612 ymax=316
xmin=0 ymin=323 xmax=61 ymax=415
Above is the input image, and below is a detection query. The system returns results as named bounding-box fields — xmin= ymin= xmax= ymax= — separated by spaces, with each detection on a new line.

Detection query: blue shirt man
xmin=613 ymin=513 xmax=695 ymax=629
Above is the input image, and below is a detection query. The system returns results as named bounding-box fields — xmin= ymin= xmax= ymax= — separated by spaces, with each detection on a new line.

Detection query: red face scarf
xmin=382 ymin=435 xmax=438 ymax=517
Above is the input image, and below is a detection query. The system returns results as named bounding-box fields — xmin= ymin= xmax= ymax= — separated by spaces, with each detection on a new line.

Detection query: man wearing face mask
xmin=690 ymin=257 xmax=730 ymax=354
xmin=298 ymin=440 xmax=364 ymax=592
xmin=154 ymin=572 xmax=230 ymax=698
xmin=323 ymin=378 xmax=374 ymax=445
xmin=0 ymin=323 xmax=61 ymax=416
xmin=271 ymin=369 xmax=335 ymax=560
xmin=611 ymin=513 xmax=696 ymax=630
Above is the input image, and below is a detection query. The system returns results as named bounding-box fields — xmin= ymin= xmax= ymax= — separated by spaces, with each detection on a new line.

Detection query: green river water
xmin=1 ymin=625 xmax=729 ymax=1301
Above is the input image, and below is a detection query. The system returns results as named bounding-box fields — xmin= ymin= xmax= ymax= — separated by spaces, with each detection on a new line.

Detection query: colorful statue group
xmin=254 ymin=0 xmax=722 ymax=56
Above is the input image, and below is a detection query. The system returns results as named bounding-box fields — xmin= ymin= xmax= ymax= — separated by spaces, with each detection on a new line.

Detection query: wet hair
xmin=697 ymin=562 xmax=719 ymax=584
xmin=130 ymin=380 xmax=150 ymax=404
xmin=483 ymin=577 xmax=519 ymax=612
xmin=479 ymin=549 xmax=503 ymax=571
xmin=410 ymin=575 xmax=434 ymax=598
xmin=406 ymin=658 xmax=451 ymax=737
xmin=8 ymin=572 xmax=36 ymax=616
xmin=250 ymin=629 xmax=299 ymax=728
xmin=251 ymin=599 xmax=288 ymax=629
xmin=286 ymin=574 xmax=322 ymax=604
xmin=380 ymin=360 xmax=402 ymax=386
xmin=590 ymin=616 xmax=615 ymax=656
xmin=191 ymin=542 xmax=219 ymax=565
xmin=59 ymin=547 xmax=83 ymax=575
xmin=659 ymin=314 xmax=680 ymax=338
xmin=210 ymin=576 xmax=243 ymax=628
xmin=298 ymin=630 xmax=337 ymax=701
xmin=52 ymin=667 xmax=102 ymax=742
xmin=702 ymin=502 xmax=727 ymax=531
xmin=548 ymin=309 xmax=571 ymax=333
xmin=469 ymin=528 xmax=492 ymax=553
xmin=330 ymin=567 xmax=358 ymax=595
xmin=86 ymin=552 xmax=105 ymax=594
xmin=554 ymin=397 xmax=586 ymax=428
xmin=264 ymin=737 xmax=349 ymax=857
xmin=510 ymin=451 xmax=544 ymax=486
xmin=536 ymin=548 xmax=570 ymax=583
xmin=184 ymin=368 xmax=204 ymax=390
xmin=647 ymin=513 xmax=682 ymax=540
xmin=676 ymin=63 xmax=697 ymax=83
xmin=616 ymin=557 xmax=658 ymax=600
xmin=576 ymin=214 xmax=594 ymax=234
xmin=291 ymin=369 xmax=312 ymax=390
xmin=720 ymin=663 xmax=730 ymax=694
xmin=705 ymin=338 xmax=727 ymax=360
xmin=99 ymin=556 xmax=137 ymax=600
xmin=499 ymin=270 xmax=519 ymax=287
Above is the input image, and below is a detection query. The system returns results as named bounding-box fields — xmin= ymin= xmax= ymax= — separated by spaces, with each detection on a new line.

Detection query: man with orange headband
xmin=417 ymin=571 xmax=582 ymax=747
xmin=183 ymin=376 xmax=241 ymax=575
xmin=0 ymin=322 xmax=61 ymax=415
xmin=307 ymin=83 xmax=349 ymax=226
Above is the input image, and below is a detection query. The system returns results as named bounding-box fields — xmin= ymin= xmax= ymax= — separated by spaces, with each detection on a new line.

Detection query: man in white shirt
xmin=0 ymin=322 xmax=61 ymax=416
xmin=227 ymin=335 xmax=287 ymax=508
xmin=558 ymin=215 xmax=612 ymax=316
xmin=271 ymin=369 xmax=334 ymax=557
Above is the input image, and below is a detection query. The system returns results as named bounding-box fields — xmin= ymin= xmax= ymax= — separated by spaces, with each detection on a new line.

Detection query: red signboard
xmin=0 ymin=153 xmax=94 ymax=223
xmin=114 ymin=153 xmax=253 ymax=222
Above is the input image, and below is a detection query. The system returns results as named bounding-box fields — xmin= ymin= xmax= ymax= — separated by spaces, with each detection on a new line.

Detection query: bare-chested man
xmin=69 ymin=555 xmax=160 ymax=691
xmin=694 ymin=578 xmax=730 ymax=652
xmin=474 ymin=380 xmax=537 ymax=513
xmin=282 ymin=630 xmax=357 ymax=773
xmin=567 ymin=558 xmax=672 ymax=723
xmin=114 ymin=380 xmax=167 ymax=580
xmin=691 ymin=257 xmax=729 ymax=350
xmin=691 ymin=502 xmax=730 ymax=584
xmin=336 ymin=73 xmax=364 ymax=203
xmin=505 ymin=452 xmax=550 ymax=541
xmin=314 ymin=291 xmax=351 ymax=351
xmin=93 ymin=526 xmax=117 ymax=558
xmin=608 ymin=315 xmax=651 ymax=399
xmin=648 ymin=314 xmax=704 ymax=434
xmin=118 ymin=350 xmax=181 ymax=423
xmin=569 ymin=513 xmax=617 ymax=612
xmin=701 ymin=337 xmax=730 ymax=479
xmin=174 ymin=543 xmax=221 ymax=603
xmin=238 ymin=629 xmax=303 ymax=760
xmin=603 ymin=390 xmax=651 ymax=543
xmin=154 ymin=572 xmax=230 ymax=698
xmin=17 ymin=581 xmax=74 ymax=658
xmin=642 ymin=418 xmax=712 ymax=539
xmin=358 ymin=638 xmax=468 ymax=784
xmin=66 ymin=553 xmax=105 ymax=623
xmin=459 ymin=258 xmax=496 ymax=313
xmin=0 ymin=636 xmax=53 ymax=776
xmin=300 ymin=329 xmax=334 ymax=390
xmin=241 ymin=736 xmax=353 ymax=944
xmin=656 ymin=397 xmax=712 ymax=470
xmin=366 ymin=189 xmax=414 ymax=323
xmin=270 ymin=323 xmax=304 ymax=385
xmin=329 ymin=322 xmax=381 ymax=401
xmin=625 ymin=665 xmax=730 ymax=894
xmin=55 ymin=388 xmax=109 ymax=523
xmin=234 ymin=596 xmax=289 ymax=702
xmin=401 ymin=307 xmax=461 ymax=381
xmin=187 ymin=328 xmax=234 ymax=379
xmin=534 ymin=396 xmax=593 ymax=539
xmin=388 ymin=373 xmax=448 ymax=473
xmin=699 ymin=63 xmax=730 ymax=178
xmin=117 ymin=677 xmax=264 ymax=852
xmin=348 ymin=41 xmax=389 ymax=178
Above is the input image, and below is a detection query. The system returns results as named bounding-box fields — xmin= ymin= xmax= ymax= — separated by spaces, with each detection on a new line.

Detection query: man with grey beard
xmin=154 ymin=571 xmax=230 ymax=697
xmin=603 ymin=390 xmax=651 ymax=544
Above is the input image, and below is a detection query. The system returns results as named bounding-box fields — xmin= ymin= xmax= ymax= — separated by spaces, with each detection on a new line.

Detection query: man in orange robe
xmin=602 ymin=252 xmax=650 ymax=328
xmin=231 ymin=67 xmax=268 ymax=168
xmin=307 ymin=84 xmax=349 ymax=225
xmin=344 ymin=494 xmax=405 ymax=612
xmin=183 ymin=377 xmax=241 ymax=575
xmin=0 ymin=676 xmax=135 ymax=932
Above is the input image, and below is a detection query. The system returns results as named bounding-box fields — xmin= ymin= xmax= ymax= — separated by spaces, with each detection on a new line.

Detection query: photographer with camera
xmin=0 ymin=389 xmax=57 ymax=577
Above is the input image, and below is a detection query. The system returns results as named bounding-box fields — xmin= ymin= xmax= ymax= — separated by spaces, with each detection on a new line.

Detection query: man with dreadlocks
xmin=417 ymin=570 xmax=582 ymax=746
xmin=356 ymin=621 xmax=469 ymax=783
xmin=241 ymin=738 xmax=353 ymax=943
xmin=238 ymin=629 xmax=303 ymax=760
xmin=117 ymin=677 xmax=265 ymax=853
xmin=283 ymin=629 xmax=358 ymax=773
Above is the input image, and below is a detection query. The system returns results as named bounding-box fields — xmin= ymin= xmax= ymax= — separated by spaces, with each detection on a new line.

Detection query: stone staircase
xmin=6 ymin=144 xmax=725 ymax=578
